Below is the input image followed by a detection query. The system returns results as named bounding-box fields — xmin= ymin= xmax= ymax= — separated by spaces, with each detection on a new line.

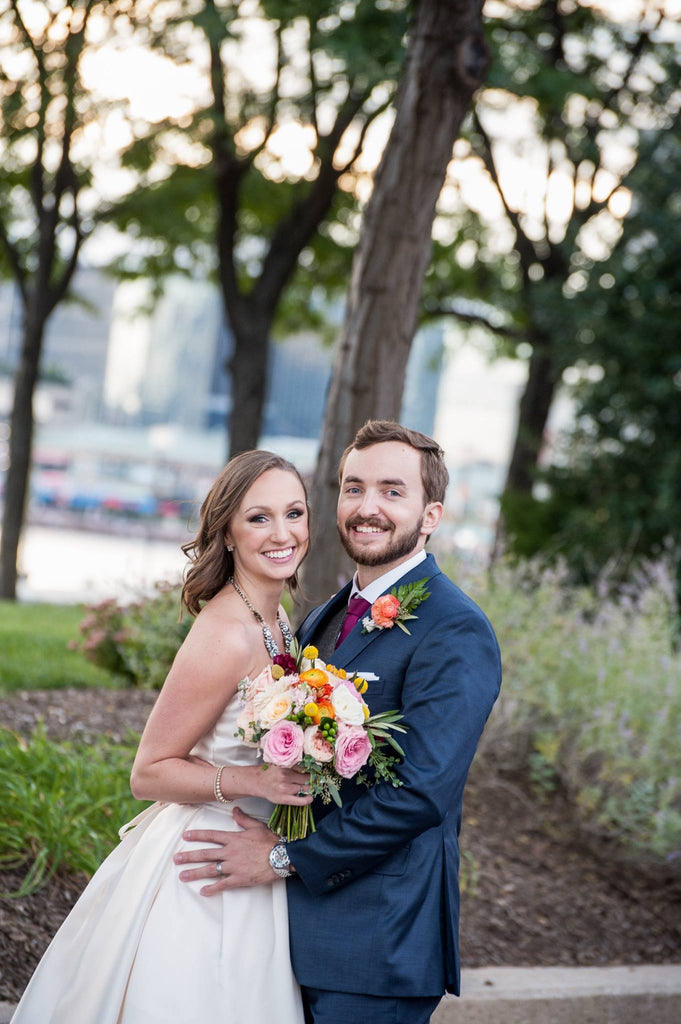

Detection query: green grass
xmin=0 ymin=725 xmax=145 ymax=894
xmin=0 ymin=601 xmax=119 ymax=692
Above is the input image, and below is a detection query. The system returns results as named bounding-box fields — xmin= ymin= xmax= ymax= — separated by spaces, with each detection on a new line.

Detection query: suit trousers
xmin=302 ymin=987 xmax=442 ymax=1024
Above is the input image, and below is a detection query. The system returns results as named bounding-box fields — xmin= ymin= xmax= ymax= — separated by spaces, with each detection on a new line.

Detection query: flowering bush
xmin=77 ymin=583 xmax=190 ymax=689
xmin=237 ymin=642 xmax=406 ymax=839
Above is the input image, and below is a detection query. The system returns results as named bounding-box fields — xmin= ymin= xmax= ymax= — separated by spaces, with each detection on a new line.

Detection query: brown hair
xmin=338 ymin=420 xmax=449 ymax=504
xmin=181 ymin=450 xmax=308 ymax=617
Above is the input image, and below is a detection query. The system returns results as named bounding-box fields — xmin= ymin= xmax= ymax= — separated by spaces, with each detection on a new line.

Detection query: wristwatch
xmin=268 ymin=842 xmax=293 ymax=878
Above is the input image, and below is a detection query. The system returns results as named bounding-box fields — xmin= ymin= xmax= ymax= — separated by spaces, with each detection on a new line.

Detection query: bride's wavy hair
xmin=181 ymin=450 xmax=308 ymax=617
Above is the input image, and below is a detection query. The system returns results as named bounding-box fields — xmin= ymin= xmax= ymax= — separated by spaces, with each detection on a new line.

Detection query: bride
xmin=12 ymin=450 xmax=311 ymax=1024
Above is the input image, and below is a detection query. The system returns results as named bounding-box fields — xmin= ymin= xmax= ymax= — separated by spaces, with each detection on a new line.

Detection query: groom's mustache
xmin=344 ymin=515 xmax=394 ymax=532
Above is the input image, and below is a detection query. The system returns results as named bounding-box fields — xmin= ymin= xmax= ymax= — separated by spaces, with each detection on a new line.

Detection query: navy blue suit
xmin=287 ymin=554 xmax=501 ymax=1002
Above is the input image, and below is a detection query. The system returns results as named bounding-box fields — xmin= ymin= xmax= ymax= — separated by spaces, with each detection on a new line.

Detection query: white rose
xmin=252 ymin=676 xmax=289 ymax=715
xmin=331 ymin=684 xmax=365 ymax=726
xmin=259 ymin=693 xmax=293 ymax=728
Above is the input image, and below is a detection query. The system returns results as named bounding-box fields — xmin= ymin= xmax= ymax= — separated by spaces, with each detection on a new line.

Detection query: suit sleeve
xmin=287 ymin=605 xmax=502 ymax=896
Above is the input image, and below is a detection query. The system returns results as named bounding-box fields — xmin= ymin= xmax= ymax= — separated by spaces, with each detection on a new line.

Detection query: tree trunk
xmin=491 ymin=333 xmax=559 ymax=559
xmin=226 ymin=307 xmax=271 ymax=458
xmin=301 ymin=0 xmax=488 ymax=614
xmin=504 ymin=337 xmax=558 ymax=494
xmin=0 ymin=309 xmax=45 ymax=599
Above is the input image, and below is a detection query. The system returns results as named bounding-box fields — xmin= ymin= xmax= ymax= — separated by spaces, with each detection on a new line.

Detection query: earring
xmin=226 ymin=544 xmax=234 ymax=552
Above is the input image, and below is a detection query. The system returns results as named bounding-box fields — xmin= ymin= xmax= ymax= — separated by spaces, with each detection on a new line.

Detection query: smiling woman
xmin=10 ymin=449 xmax=310 ymax=1024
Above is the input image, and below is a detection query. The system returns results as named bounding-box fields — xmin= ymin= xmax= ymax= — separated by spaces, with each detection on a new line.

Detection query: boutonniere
xmin=361 ymin=578 xmax=431 ymax=636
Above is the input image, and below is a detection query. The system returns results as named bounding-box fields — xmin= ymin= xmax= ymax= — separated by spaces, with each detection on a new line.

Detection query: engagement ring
xmin=216 ymin=861 xmax=223 ymax=877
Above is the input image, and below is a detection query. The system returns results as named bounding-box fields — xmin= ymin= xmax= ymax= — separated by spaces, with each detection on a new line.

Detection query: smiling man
xmin=176 ymin=420 xmax=502 ymax=1024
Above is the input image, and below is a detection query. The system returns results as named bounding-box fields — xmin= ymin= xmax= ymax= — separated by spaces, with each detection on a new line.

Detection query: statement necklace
xmin=229 ymin=576 xmax=294 ymax=659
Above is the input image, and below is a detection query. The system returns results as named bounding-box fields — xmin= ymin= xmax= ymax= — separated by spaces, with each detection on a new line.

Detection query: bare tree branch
xmin=255 ymin=81 xmax=375 ymax=310
xmin=9 ymin=0 xmax=44 ymax=74
xmin=422 ymin=304 xmax=526 ymax=340
xmin=241 ymin=20 xmax=284 ymax=167
xmin=471 ymin=105 xmax=538 ymax=276
xmin=203 ymin=0 xmax=244 ymax=311
xmin=307 ymin=17 xmax=320 ymax=139
xmin=339 ymin=95 xmax=395 ymax=175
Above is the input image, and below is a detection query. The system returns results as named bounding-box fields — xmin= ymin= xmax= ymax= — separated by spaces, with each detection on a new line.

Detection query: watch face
xmin=271 ymin=844 xmax=289 ymax=869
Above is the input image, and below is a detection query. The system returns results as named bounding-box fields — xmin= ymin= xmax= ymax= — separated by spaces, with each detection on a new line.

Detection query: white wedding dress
xmin=11 ymin=692 xmax=304 ymax=1024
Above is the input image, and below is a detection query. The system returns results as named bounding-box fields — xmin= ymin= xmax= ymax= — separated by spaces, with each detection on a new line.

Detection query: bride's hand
xmin=253 ymin=766 xmax=312 ymax=806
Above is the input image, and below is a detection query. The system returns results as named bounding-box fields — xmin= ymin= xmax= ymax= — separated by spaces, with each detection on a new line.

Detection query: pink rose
xmin=302 ymin=725 xmax=334 ymax=763
xmin=334 ymin=724 xmax=372 ymax=779
xmin=372 ymin=594 xmax=400 ymax=628
xmin=261 ymin=719 xmax=304 ymax=767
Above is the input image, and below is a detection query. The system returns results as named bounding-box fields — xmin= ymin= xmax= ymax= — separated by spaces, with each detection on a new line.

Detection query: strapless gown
xmin=11 ymin=692 xmax=304 ymax=1024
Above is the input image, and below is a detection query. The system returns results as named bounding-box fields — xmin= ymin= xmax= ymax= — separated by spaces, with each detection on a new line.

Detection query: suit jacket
xmin=286 ymin=553 xmax=501 ymax=998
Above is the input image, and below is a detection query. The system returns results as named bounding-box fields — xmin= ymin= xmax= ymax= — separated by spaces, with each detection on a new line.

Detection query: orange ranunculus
xmin=371 ymin=594 xmax=401 ymax=628
xmin=314 ymin=699 xmax=335 ymax=723
xmin=300 ymin=668 xmax=329 ymax=689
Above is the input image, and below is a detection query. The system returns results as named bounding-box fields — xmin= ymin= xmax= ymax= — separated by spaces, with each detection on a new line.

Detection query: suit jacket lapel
xmin=334 ymin=553 xmax=442 ymax=669
xmin=297 ymin=582 xmax=352 ymax=649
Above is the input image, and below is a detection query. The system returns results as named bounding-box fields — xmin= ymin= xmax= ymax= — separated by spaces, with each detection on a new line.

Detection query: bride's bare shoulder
xmin=180 ymin=591 xmax=251 ymax=661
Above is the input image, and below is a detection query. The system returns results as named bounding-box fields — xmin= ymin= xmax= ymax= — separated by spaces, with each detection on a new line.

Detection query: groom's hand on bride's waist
xmin=174 ymin=808 xmax=287 ymax=896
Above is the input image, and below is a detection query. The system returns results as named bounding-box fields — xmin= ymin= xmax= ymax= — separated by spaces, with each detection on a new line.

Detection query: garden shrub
xmin=445 ymin=557 xmax=681 ymax=862
xmin=78 ymin=583 xmax=190 ymax=689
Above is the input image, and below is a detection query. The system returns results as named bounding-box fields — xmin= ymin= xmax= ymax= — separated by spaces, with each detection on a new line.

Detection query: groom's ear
xmin=421 ymin=502 xmax=443 ymax=537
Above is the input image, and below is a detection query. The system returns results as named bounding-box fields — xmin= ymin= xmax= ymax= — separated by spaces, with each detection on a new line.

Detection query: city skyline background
xmin=0 ymin=262 xmax=560 ymax=602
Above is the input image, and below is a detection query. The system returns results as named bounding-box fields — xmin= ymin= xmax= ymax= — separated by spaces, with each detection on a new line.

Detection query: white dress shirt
xmin=350 ymin=549 xmax=427 ymax=605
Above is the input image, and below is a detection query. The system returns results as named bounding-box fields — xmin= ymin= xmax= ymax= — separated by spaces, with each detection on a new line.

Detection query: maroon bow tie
xmin=335 ymin=595 xmax=371 ymax=649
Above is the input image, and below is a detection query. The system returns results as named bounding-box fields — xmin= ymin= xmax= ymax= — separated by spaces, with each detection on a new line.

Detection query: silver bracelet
xmin=213 ymin=765 xmax=232 ymax=805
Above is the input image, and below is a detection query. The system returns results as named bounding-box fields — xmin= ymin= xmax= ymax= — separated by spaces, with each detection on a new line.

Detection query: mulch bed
xmin=1 ymin=688 xmax=680 ymax=1003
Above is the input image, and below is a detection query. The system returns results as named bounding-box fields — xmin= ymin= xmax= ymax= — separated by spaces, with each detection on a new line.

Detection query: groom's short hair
xmin=339 ymin=420 xmax=449 ymax=504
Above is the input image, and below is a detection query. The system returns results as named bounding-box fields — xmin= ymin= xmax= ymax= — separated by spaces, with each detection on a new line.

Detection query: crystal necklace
xmin=228 ymin=577 xmax=294 ymax=659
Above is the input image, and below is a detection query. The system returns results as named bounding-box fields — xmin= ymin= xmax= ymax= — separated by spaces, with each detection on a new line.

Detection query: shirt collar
xmin=351 ymin=549 xmax=427 ymax=605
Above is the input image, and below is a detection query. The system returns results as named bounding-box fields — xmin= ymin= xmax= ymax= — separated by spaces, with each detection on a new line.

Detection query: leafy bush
xmin=0 ymin=601 xmax=119 ymax=692
xmin=448 ymin=557 xmax=681 ymax=862
xmin=0 ymin=726 xmax=144 ymax=894
xmin=78 ymin=583 xmax=191 ymax=689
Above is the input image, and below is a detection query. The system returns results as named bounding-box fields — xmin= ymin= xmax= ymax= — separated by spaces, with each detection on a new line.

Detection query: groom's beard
xmin=338 ymin=514 xmax=424 ymax=567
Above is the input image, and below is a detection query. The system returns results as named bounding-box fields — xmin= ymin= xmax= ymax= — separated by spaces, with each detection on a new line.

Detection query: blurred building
xmin=103 ymin=277 xmax=445 ymax=440
xmin=0 ymin=268 xmax=116 ymax=424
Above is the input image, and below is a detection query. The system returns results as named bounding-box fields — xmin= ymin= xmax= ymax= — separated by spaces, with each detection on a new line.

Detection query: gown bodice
xmin=190 ymin=688 xmax=272 ymax=821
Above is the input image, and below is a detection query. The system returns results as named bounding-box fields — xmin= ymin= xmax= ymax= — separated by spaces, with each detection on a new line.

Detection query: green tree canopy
xmin=420 ymin=0 xmax=681 ymax=534
xmin=110 ymin=0 xmax=408 ymax=454
xmin=512 ymin=127 xmax=681 ymax=591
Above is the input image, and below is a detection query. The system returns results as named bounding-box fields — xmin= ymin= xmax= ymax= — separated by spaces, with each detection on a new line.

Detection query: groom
xmin=177 ymin=420 xmax=501 ymax=1023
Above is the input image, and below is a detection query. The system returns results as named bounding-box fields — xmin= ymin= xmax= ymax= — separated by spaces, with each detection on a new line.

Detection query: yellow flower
xmin=363 ymin=703 xmax=370 ymax=719
xmin=336 ymin=669 xmax=347 ymax=679
xmin=271 ymin=664 xmax=285 ymax=680
xmin=325 ymin=664 xmax=338 ymax=674
xmin=304 ymin=702 xmax=319 ymax=717
xmin=303 ymin=645 xmax=319 ymax=660
xmin=354 ymin=677 xmax=368 ymax=694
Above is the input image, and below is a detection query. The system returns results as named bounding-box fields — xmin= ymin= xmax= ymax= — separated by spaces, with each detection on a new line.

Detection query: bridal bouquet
xmin=236 ymin=640 xmax=406 ymax=840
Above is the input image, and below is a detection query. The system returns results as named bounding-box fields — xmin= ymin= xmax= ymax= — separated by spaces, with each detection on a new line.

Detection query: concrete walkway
xmin=2 ymin=965 xmax=680 ymax=1023
xmin=434 ymin=965 xmax=681 ymax=1024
